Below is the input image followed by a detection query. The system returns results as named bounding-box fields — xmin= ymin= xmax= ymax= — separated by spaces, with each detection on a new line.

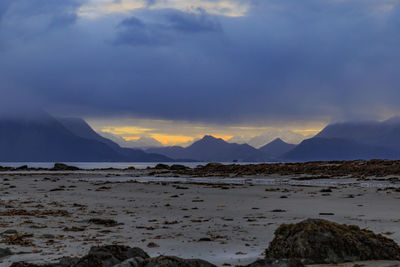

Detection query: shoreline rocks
xmin=265 ymin=218 xmax=400 ymax=264
xmin=9 ymin=245 xmax=217 ymax=267
xmin=5 ymin=220 xmax=400 ymax=267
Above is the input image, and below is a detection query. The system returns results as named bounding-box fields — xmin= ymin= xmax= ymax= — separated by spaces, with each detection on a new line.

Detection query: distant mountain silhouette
xmin=99 ymin=132 xmax=163 ymax=149
xmin=0 ymin=112 xmax=171 ymax=162
xmin=59 ymin=117 xmax=120 ymax=150
xmin=283 ymin=137 xmax=399 ymax=161
xmin=258 ymin=138 xmax=296 ymax=159
xmin=283 ymin=118 xmax=400 ymax=161
xmin=58 ymin=117 xmax=171 ymax=162
xmin=315 ymin=118 xmax=400 ymax=151
xmin=148 ymin=135 xmax=267 ymax=162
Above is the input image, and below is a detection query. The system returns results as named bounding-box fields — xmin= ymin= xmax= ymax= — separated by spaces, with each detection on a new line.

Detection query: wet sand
xmin=0 ymin=170 xmax=399 ymax=266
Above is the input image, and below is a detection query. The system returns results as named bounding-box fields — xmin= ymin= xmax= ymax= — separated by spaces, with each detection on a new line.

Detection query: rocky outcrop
xmin=115 ymin=255 xmax=216 ymax=267
xmin=239 ymin=258 xmax=304 ymax=267
xmin=52 ymin=163 xmax=80 ymax=171
xmin=169 ymin=159 xmax=400 ymax=178
xmin=0 ymin=247 xmax=13 ymax=258
xmin=9 ymin=219 xmax=400 ymax=266
xmin=10 ymin=245 xmax=216 ymax=267
xmin=265 ymin=219 xmax=400 ymax=264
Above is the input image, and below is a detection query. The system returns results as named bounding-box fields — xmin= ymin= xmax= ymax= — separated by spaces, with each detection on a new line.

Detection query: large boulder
xmin=9 ymin=246 xmax=217 ymax=267
xmin=0 ymin=248 xmax=13 ymax=258
xmin=52 ymin=163 xmax=80 ymax=171
xmin=239 ymin=258 xmax=304 ymax=267
xmin=74 ymin=245 xmax=149 ymax=267
xmin=10 ymin=245 xmax=149 ymax=267
xmin=115 ymin=255 xmax=216 ymax=267
xmin=265 ymin=218 xmax=400 ymax=264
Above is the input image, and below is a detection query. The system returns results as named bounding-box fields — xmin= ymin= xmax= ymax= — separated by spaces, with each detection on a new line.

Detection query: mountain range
xmin=147 ymin=135 xmax=270 ymax=162
xmin=3 ymin=111 xmax=400 ymax=162
xmin=283 ymin=118 xmax=400 ymax=161
xmin=0 ymin=112 xmax=171 ymax=162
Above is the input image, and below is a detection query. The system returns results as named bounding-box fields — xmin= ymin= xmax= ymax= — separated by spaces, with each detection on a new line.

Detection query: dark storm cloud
xmin=0 ymin=0 xmax=82 ymax=39
xmin=1 ymin=0 xmax=400 ymax=124
xmin=115 ymin=16 xmax=169 ymax=46
xmin=164 ymin=9 xmax=222 ymax=33
xmin=115 ymin=9 xmax=222 ymax=46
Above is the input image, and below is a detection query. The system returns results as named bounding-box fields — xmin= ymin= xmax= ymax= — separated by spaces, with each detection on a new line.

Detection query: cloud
xmin=0 ymin=0 xmax=83 ymax=41
xmin=99 ymin=131 xmax=163 ymax=148
xmin=164 ymin=9 xmax=222 ymax=33
xmin=114 ymin=9 xmax=222 ymax=46
xmin=229 ymin=130 xmax=313 ymax=148
xmin=114 ymin=16 xmax=169 ymax=46
xmin=78 ymin=0 xmax=250 ymax=18
xmin=1 ymin=0 xmax=400 ymax=128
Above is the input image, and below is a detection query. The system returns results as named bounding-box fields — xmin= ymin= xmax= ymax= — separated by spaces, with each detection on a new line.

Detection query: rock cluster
xmin=52 ymin=163 xmax=80 ymax=171
xmin=239 ymin=258 xmax=304 ymax=267
xmin=7 ymin=219 xmax=400 ymax=267
xmin=265 ymin=218 xmax=400 ymax=264
xmin=171 ymin=159 xmax=400 ymax=178
xmin=10 ymin=245 xmax=216 ymax=267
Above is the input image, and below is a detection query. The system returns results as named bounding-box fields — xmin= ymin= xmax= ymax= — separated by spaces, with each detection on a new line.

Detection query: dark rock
xmin=265 ymin=218 xmax=400 ymax=264
xmin=239 ymin=258 xmax=304 ymax=267
xmin=10 ymin=246 xmax=148 ymax=267
xmin=88 ymin=218 xmax=120 ymax=227
xmin=154 ymin=164 xmax=170 ymax=170
xmin=74 ymin=245 xmax=148 ymax=267
xmin=10 ymin=257 xmax=78 ymax=267
xmin=52 ymin=163 xmax=80 ymax=171
xmin=169 ymin=164 xmax=188 ymax=170
xmin=320 ymin=188 xmax=333 ymax=193
xmin=10 ymin=246 xmax=217 ymax=267
xmin=91 ymin=246 xmax=149 ymax=261
xmin=0 ymin=247 xmax=13 ymax=258
xmin=141 ymin=255 xmax=216 ymax=267
xmin=2 ymin=229 xmax=18 ymax=235
xmin=10 ymin=264 xmax=39 ymax=267
xmin=113 ymin=257 xmax=146 ymax=267
xmin=16 ymin=165 xmax=28 ymax=170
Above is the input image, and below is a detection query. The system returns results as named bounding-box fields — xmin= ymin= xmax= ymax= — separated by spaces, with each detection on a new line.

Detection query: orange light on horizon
xmin=123 ymin=136 xmax=141 ymax=141
xmin=150 ymin=134 xmax=195 ymax=146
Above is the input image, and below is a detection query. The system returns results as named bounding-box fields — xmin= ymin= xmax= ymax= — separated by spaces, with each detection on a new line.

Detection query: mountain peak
xmin=202 ymin=135 xmax=218 ymax=140
xmin=200 ymin=135 xmax=225 ymax=143
xmin=270 ymin=138 xmax=284 ymax=144
xmin=259 ymin=137 xmax=296 ymax=159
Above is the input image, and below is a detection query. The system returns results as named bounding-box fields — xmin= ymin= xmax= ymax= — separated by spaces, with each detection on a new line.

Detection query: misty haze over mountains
xmin=0 ymin=112 xmax=171 ymax=162
xmin=2 ymin=111 xmax=400 ymax=162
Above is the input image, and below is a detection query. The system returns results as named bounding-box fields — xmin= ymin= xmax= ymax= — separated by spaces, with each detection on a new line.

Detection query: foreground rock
xmin=52 ymin=163 xmax=80 ymax=171
xmin=239 ymin=258 xmax=304 ymax=267
xmin=0 ymin=248 xmax=13 ymax=259
xmin=115 ymin=255 xmax=216 ymax=267
xmin=10 ymin=245 xmax=216 ymax=267
xmin=265 ymin=218 xmax=400 ymax=264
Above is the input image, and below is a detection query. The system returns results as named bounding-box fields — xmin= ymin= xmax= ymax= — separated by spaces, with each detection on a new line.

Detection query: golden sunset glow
xmin=91 ymin=117 xmax=327 ymax=147
xmin=78 ymin=0 xmax=250 ymax=18
xmin=102 ymin=126 xmax=154 ymax=136
xmin=149 ymin=134 xmax=195 ymax=146
xmin=292 ymin=128 xmax=323 ymax=136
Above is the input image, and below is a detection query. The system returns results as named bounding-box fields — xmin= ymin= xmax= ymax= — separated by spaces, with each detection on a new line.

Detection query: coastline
xmin=0 ymin=162 xmax=399 ymax=266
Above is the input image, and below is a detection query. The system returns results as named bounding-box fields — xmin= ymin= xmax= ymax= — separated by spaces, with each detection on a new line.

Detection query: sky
xmin=1 ymin=0 xmax=400 ymax=147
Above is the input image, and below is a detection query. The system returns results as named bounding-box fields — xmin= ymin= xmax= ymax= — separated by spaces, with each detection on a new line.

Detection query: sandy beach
xmin=0 ymin=167 xmax=399 ymax=266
